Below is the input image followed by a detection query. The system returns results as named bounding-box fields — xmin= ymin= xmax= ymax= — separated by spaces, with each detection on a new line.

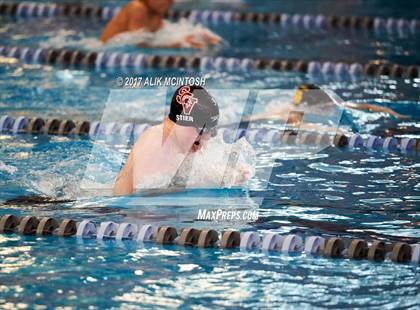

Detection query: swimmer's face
xmin=191 ymin=131 xmax=212 ymax=152
xmin=145 ymin=0 xmax=173 ymax=14
xmin=174 ymin=125 xmax=211 ymax=153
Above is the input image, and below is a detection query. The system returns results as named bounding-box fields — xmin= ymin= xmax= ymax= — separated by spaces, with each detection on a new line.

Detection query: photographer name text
xmin=116 ymin=76 xmax=207 ymax=88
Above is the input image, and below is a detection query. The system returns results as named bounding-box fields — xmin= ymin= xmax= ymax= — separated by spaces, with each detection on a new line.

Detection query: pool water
xmin=0 ymin=0 xmax=419 ymax=308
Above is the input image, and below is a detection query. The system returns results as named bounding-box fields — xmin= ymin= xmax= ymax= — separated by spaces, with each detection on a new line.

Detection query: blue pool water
xmin=0 ymin=0 xmax=419 ymax=308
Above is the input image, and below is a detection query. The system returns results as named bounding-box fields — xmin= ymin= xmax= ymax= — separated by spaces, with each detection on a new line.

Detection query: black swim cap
xmin=293 ymin=84 xmax=331 ymax=106
xmin=168 ymin=85 xmax=219 ymax=130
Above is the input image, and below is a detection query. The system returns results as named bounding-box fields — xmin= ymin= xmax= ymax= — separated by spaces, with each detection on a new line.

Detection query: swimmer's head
xmin=293 ymin=84 xmax=332 ymax=106
xmin=168 ymin=85 xmax=219 ymax=152
xmin=143 ymin=0 xmax=173 ymax=15
xmin=169 ymin=85 xmax=219 ymax=133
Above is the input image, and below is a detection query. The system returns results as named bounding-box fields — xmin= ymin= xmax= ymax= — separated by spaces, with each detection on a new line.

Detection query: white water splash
xmin=135 ymin=135 xmax=256 ymax=191
xmin=107 ymin=18 xmax=222 ymax=48
xmin=27 ymin=172 xmax=78 ymax=199
xmin=40 ymin=29 xmax=104 ymax=50
xmin=40 ymin=19 xmax=222 ymax=50
xmin=0 ymin=161 xmax=17 ymax=174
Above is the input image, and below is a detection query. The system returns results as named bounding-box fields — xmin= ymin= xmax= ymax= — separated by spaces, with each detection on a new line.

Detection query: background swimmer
xmin=113 ymin=86 xmax=254 ymax=196
xmin=101 ymin=0 xmax=220 ymax=48
xmin=251 ymin=84 xmax=408 ymax=133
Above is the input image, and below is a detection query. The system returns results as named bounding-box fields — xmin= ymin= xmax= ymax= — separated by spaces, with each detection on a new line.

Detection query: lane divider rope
xmin=0 ymin=115 xmax=419 ymax=154
xmin=0 ymin=45 xmax=419 ymax=79
xmin=0 ymin=214 xmax=419 ymax=265
xmin=0 ymin=2 xmax=418 ymax=36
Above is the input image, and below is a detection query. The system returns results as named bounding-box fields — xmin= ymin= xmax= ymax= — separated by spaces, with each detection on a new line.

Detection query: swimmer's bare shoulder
xmin=101 ymin=0 xmax=148 ymax=43
xmin=134 ymin=125 xmax=162 ymax=148
xmin=132 ymin=125 xmax=165 ymax=166
xmin=127 ymin=1 xmax=149 ymax=31
xmin=128 ymin=0 xmax=148 ymax=12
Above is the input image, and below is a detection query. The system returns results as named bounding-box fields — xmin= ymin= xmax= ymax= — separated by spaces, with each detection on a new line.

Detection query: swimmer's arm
xmin=101 ymin=2 xmax=143 ymax=43
xmin=137 ymin=42 xmax=184 ymax=49
xmin=129 ymin=130 xmax=160 ymax=191
xmin=137 ymin=33 xmax=221 ymax=49
xmin=114 ymin=132 xmax=154 ymax=195
xmin=245 ymin=111 xmax=349 ymax=134
xmin=102 ymin=2 xmax=148 ymax=43
xmin=245 ymin=102 xmax=301 ymax=123
xmin=247 ymin=112 xmax=282 ymax=122
xmin=113 ymin=150 xmax=135 ymax=196
xmin=246 ymin=107 xmax=289 ymax=122
xmin=247 ymin=110 xmax=300 ymax=124
xmin=297 ymin=123 xmax=350 ymax=135
xmin=136 ymin=38 xmax=203 ymax=49
xmin=344 ymin=102 xmax=408 ymax=118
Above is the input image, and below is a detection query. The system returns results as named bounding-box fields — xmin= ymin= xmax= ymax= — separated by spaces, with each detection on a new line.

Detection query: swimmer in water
xmin=100 ymin=0 xmax=220 ymax=48
xmin=113 ymin=85 xmax=249 ymax=196
xmin=251 ymin=84 xmax=408 ymax=132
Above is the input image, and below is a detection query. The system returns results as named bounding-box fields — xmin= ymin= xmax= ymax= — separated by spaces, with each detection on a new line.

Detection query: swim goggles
xmin=196 ymin=126 xmax=217 ymax=137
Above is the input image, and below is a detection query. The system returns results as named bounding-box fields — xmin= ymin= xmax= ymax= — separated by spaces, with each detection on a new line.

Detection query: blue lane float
xmin=0 ymin=115 xmax=419 ymax=155
xmin=0 ymin=2 xmax=418 ymax=36
xmin=1 ymin=45 xmax=419 ymax=79
xmin=15 ymin=2 xmax=58 ymax=18
xmin=0 ymin=214 xmax=419 ymax=265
